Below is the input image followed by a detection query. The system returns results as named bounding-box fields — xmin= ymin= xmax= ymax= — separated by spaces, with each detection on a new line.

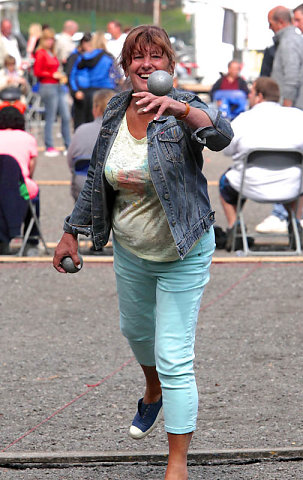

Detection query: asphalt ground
xmin=0 ymin=126 xmax=302 ymax=478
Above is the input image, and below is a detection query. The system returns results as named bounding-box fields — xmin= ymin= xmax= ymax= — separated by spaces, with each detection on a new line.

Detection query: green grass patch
xmin=18 ymin=8 xmax=191 ymax=38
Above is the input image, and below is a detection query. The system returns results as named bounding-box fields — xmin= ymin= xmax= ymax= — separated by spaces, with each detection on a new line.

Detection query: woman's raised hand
xmin=132 ymin=92 xmax=188 ymax=121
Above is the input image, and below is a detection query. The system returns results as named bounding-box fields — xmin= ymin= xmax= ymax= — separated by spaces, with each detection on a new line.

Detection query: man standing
xmin=56 ymin=20 xmax=78 ymax=69
xmin=0 ymin=19 xmax=24 ymax=68
xmin=293 ymin=4 xmax=303 ymax=32
xmin=268 ymin=6 xmax=303 ymax=108
xmin=106 ymin=21 xmax=127 ymax=60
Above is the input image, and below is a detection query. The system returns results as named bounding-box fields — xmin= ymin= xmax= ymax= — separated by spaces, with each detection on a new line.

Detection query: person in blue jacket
xmin=69 ymin=31 xmax=120 ymax=129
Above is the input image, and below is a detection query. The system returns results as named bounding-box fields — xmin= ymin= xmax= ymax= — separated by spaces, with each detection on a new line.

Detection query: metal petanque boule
xmin=147 ymin=70 xmax=173 ymax=96
xmin=61 ymin=254 xmax=83 ymax=273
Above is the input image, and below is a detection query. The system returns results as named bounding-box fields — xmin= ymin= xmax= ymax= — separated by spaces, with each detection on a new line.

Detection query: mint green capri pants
xmin=113 ymin=226 xmax=215 ymax=434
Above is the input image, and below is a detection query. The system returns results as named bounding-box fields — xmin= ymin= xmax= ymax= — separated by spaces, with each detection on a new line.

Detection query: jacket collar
xmin=273 ymin=25 xmax=296 ymax=44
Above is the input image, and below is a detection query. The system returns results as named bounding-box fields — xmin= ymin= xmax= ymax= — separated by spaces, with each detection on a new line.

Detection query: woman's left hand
xmin=132 ymin=91 xmax=188 ymax=121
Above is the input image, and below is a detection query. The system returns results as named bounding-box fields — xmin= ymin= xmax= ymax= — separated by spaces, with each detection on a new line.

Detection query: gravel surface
xmin=1 ymin=262 xmax=302 ymax=480
xmin=1 ymin=461 xmax=303 ymax=479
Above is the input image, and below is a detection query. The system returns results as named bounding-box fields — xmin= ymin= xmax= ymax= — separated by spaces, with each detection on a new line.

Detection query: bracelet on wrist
xmin=176 ymin=101 xmax=190 ymax=120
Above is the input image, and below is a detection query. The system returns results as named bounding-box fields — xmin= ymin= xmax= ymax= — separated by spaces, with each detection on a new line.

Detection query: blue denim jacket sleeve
xmin=168 ymin=90 xmax=233 ymax=150
xmin=189 ymin=104 xmax=234 ymax=151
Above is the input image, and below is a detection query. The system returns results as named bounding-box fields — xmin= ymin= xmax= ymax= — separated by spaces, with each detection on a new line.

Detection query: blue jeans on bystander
xmin=39 ymin=83 xmax=71 ymax=150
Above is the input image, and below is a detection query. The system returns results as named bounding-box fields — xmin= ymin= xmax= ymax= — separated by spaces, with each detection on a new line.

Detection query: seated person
xmin=0 ymin=54 xmax=29 ymax=112
xmin=210 ymin=60 xmax=249 ymax=101
xmin=210 ymin=60 xmax=249 ymax=119
xmin=67 ymin=88 xmax=115 ymax=202
xmin=0 ymin=106 xmax=39 ymax=255
xmin=219 ymin=77 xmax=303 ymax=250
xmin=67 ymin=89 xmax=115 ymax=255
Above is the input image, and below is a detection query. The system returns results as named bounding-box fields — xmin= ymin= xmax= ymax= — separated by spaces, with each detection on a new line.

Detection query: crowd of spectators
xmin=0 ymin=17 xmax=123 ymax=255
xmin=2 ymin=4 xmax=303 ymax=255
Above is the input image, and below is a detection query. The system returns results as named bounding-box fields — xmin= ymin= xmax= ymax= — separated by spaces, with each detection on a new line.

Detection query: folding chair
xmin=25 ymin=84 xmax=45 ymax=134
xmin=231 ymin=148 xmax=303 ymax=256
xmin=213 ymin=89 xmax=247 ymax=120
xmin=0 ymin=154 xmax=49 ymax=256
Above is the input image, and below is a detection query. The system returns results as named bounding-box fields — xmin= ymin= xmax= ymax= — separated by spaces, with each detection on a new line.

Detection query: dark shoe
xmin=225 ymin=224 xmax=242 ymax=252
xmin=288 ymin=220 xmax=303 ymax=249
xmin=0 ymin=242 xmax=10 ymax=255
xmin=225 ymin=224 xmax=254 ymax=252
xmin=214 ymin=225 xmax=227 ymax=249
xmin=129 ymin=396 xmax=163 ymax=440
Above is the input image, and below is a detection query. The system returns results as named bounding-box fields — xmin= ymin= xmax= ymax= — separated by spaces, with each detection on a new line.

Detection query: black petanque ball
xmin=61 ymin=254 xmax=83 ymax=273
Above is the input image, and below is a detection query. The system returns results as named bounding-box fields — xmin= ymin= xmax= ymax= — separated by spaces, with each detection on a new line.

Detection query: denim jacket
xmin=64 ymin=88 xmax=233 ymax=259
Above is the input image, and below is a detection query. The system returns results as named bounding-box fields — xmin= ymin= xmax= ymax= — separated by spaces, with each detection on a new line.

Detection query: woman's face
xmin=44 ymin=37 xmax=55 ymax=49
xmin=126 ymin=44 xmax=173 ymax=93
xmin=6 ymin=62 xmax=15 ymax=72
xmin=81 ymin=40 xmax=92 ymax=52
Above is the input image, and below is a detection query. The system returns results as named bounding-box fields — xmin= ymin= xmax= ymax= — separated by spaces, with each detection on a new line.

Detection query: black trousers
xmin=72 ymin=88 xmax=97 ymax=130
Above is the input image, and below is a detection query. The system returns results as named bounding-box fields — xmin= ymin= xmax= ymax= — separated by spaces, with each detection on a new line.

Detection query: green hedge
xmin=18 ymin=8 xmax=191 ymax=38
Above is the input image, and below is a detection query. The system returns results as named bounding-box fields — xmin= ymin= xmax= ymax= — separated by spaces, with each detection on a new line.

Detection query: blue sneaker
xmin=129 ymin=396 xmax=163 ymax=439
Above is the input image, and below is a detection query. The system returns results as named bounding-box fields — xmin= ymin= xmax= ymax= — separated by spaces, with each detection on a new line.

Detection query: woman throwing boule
xmin=53 ymin=25 xmax=233 ymax=480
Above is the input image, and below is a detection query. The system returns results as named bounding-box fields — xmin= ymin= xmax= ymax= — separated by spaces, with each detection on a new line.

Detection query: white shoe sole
xmin=128 ymin=406 xmax=163 ymax=440
xmin=44 ymin=151 xmax=60 ymax=157
xmin=255 ymin=227 xmax=288 ymax=234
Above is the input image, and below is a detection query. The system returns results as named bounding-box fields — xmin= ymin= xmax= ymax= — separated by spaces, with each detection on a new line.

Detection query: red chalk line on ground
xmin=200 ymin=263 xmax=262 ymax=312
xmin=1 ymin=357 xmax=135 ymax=452
xmin=1 ymin=264 xmax=262 ymax=452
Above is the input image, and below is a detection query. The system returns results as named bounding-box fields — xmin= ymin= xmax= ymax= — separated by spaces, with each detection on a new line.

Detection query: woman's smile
xmin=127 ymin=48 xmax=172 ymax=92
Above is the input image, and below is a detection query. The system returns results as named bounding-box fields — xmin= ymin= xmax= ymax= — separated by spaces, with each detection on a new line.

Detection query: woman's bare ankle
xmin=165 ymin=461 xmax=188 ymax=480
xmin=143 ymin=389 xmax=162 ymax=404
xmin=140 ymin=364 xmax=162 ymax=404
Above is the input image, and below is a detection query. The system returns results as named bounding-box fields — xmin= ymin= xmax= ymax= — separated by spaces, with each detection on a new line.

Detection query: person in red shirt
xmin=34 ymin=28 xmax=71 ymax=156
xmin=210 ymin=60 xmax=249 ymax=101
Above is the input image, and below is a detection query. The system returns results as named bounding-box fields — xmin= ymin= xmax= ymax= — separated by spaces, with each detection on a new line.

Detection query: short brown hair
xmin=4 ymin=54 xmax=16 ymax=67
xmin=120 ymin=25 xmax=175 ymax=74
xmin=294 ymin=3 xmax=303 ymax=14
xmin=93 ymin=89 xmax=115 ymax=113
xmin=254 ymin=77 xmax=280 ymax=102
